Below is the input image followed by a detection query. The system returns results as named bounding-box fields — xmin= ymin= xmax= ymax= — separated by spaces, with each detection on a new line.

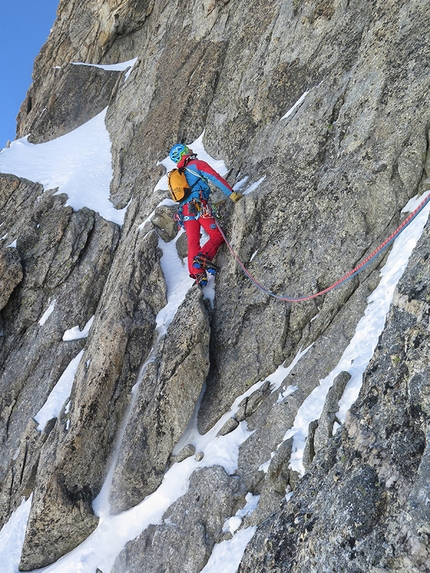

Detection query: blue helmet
xmin=169 ymin=143 xmax=190 ymax=163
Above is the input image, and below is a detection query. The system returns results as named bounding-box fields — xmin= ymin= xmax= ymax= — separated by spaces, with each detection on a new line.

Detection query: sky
xmin=1 ymin=84 xmax=430 ymax=570
xmin=0 ymin=0 xmax=59 ymax=147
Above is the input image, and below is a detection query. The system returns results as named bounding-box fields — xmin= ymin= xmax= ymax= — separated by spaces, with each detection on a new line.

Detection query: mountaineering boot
xmin=193 ymin=253 xmax=219 ymax=276
xmin=193 ymin=271 xmax=208 ymax=288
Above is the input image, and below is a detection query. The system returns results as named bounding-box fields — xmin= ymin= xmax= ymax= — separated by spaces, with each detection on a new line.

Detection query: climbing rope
xmin=215 ymin=192 xmax=430 ymax=303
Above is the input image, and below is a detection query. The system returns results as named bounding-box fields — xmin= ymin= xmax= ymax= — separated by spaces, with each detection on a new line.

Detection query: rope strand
xmin=215 ymin=193 xmax=430 ymax=303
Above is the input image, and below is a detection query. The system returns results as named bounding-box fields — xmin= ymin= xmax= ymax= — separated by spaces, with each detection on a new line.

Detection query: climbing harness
xmin=213 ymin=192 xmax=430 ymax=303
xmin=176 ymin=194 xmax=215 ymax=227
xmin=187 ymin=197 xmax=213 ymax=219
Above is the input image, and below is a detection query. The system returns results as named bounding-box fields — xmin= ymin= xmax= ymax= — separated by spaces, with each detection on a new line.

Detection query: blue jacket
xmin=177 ymin=155 xmax=233 ymax=205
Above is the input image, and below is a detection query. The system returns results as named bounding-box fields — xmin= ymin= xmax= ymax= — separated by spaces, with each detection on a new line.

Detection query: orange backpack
xmin=167 ymin=169 xmax=192 ymax=202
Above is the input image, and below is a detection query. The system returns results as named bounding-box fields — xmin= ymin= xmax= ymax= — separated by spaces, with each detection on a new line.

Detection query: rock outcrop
xmin=109 ymin=287 xmax=211 ymax=513
xmin=111 ymin=465 xmax=245 ymax=573
xmin=0 ymin=0 xmax=429 ymax=571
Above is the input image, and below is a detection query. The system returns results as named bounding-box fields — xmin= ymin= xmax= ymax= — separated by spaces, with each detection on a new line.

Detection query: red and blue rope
xmin=215 ymin=192 xmax=430 ymax=303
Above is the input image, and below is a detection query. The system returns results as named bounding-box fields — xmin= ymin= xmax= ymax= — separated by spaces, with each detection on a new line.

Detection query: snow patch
xmin=34 ymin=350 xmax=84 ymax=432
xmin=277 ymin=385 xmax=299 ymax=404
xmin=0 ymin=109 xmax=126 ymax=225
xmin=72 ymin=57 xmax=138 ymax=80
xmin=267 ymin=346 xmax=312 ymax=393
xmin=200 ymin=527 xmax=257 ymax=573
xmin=233 ymin=176 xmax=249 ymax=190
xmin=282 ymin=90 xmax=309 ymax=120
xmin=39 ymin=300 xmax=56 ymax=326
xmin=62 ymin=316 xmax=94 ymax=341
xmin=0 ymin=497 xmax=32 ymax=573
xmin=243 ymin=175 xmax=266 ymax=195
xmin=156 ymin=232 xmax=194 ymax=338
xmin=223 ymin=493 xmax=260 ymax=534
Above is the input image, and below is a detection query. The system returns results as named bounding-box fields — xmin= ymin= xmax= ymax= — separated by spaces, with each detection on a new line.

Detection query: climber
xmin=169 ymin=143 xmax=243 ymax=288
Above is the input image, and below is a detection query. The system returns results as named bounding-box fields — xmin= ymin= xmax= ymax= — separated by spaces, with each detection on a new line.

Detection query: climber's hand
xmin=229 ymin=191 xmax=243 ymax=203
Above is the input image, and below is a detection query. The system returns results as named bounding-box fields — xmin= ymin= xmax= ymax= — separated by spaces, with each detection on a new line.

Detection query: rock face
xmin=17 ymin=63 xmax=124 ymax=143
xmin=238 ymin=223 xmax=430 ymax=573
xmin=109 ymin=287 xmax=211 ymax=513
xmin=0 ymin=0 xmax=429 ymax=571
xmin=0 ymin=247 xmax=22 ymax=310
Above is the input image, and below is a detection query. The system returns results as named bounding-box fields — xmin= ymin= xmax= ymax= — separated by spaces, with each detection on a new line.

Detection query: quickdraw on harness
xmin=212 ymin=192 xmax=430 ymax=303
xmin=175 ymin=192 xmax=215 ymax=228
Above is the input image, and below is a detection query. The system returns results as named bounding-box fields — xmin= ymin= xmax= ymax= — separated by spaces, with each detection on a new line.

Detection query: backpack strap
xmin=175 ymin=166 xmax=205 ymax=204
xmin=185 ymin=166 xmax=207 ymax=185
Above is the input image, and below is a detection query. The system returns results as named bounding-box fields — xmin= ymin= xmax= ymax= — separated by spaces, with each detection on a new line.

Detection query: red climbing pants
xmin=182 ymin=203 xmax=224 ymax=276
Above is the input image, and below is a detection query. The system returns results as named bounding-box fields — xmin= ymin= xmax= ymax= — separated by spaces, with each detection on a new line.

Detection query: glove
xmin=229 ymin=191 xmax=243 ymax=203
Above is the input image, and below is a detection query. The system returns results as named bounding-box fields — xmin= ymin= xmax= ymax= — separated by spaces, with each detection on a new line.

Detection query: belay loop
xmin=187 ymin=195 xmax=214 ymax=219
xmin=211 ymin=193 xmax=430 ymax=303
xmin=200 ymin=198 xmax=214 ymax=219
xmin=175 ymin=195 xmax=215 ymax=228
